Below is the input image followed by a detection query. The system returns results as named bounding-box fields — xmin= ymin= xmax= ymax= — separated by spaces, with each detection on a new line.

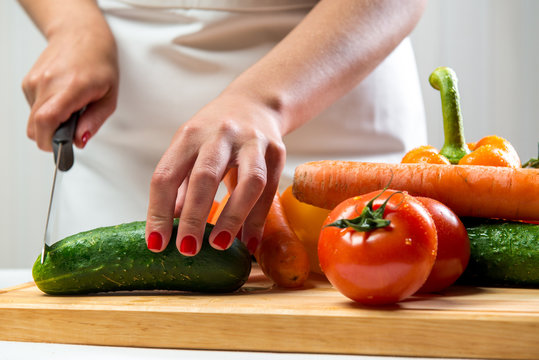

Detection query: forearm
xmin=226 ymin=0 xmax=427 ymax=135
xmin=18 ymin=0 xmax=112 ymax=40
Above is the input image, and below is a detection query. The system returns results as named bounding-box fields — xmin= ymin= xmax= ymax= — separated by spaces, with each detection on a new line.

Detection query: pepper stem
xmin=429 ymin=66 xmax=471 ymax=164
xmin=522 ymin=142 xmax=539 ymax=168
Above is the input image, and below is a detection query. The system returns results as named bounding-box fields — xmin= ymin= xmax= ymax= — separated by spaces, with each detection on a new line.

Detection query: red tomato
xmin=318 ymin=189 xmax=438 ymax=305
xmin=415 ymin=197 xmax=470 ymax=293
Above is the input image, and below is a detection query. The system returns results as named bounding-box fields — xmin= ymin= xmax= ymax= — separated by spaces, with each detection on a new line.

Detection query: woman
xmin=19 ymin=0 xmax=427 ymax=257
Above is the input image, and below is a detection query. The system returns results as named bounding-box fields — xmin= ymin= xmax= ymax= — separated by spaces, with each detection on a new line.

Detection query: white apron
xmin=51 ymin=0 xmax=427 ymax=241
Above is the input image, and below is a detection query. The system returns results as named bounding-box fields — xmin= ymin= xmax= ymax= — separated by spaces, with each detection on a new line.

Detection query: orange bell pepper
xmin=401 ymin=145 xmax=451 ymax=165
xmin=459 ymin=135 xmax=521 ymax=167
xmin=402 ymin=67 xmax=521 ymax=168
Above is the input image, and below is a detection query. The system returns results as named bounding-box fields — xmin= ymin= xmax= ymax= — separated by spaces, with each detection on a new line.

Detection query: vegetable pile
xmin=32 ymin=66 xmax=538 ymax=301
xmin=289 ymin=66 xmax=539 ymax=304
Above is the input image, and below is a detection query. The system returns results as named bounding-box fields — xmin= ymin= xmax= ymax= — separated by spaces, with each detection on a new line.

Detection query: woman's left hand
xmin=145 ymin=90 xmax=286 ymax=256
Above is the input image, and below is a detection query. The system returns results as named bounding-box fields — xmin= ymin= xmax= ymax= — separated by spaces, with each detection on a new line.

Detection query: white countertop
xmin=0 ymin=269 xmax=469 ymax=360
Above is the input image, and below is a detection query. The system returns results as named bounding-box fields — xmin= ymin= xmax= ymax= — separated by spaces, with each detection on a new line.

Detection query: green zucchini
xmin=459 ymin=218 xmax=539 ymax=287
xmin=32 ymin=220 xmax=252 ymax=295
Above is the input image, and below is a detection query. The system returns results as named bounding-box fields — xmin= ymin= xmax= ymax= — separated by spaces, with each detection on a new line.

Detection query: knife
xmin=41 ymin=110 xmax=82 ymax=264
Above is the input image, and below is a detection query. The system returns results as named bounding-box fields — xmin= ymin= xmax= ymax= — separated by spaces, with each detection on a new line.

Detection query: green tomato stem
xmin=429 ymin=66 xmax=470 ymax=164
xmin=325 ymin=189 xmax=401 ymax=232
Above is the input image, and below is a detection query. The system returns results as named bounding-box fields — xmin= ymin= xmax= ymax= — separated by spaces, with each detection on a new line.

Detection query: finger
xmin=31 ymin=84 xmax=111 ymax=151
xmin=174 ymin=179 xmax=189 ymax=218
xmin=22 ymin=59 xmax=53 ymax=108
xmin=26 ymin=95 xmax=53 ymax=144
xmin=211 ymin=141 xmax=268 ymax=252
xmin=146 ymin=138 xmax=196 ymax=253
xmin=73 ymin=87 xmax=118 ymax=149
xmin=22 ymin=71 xmax=39 ymax=107
xmin=240 ymin=141 xmax=286 ymax=254
xmin=30 ymin=95 xmax=67 ymax=151
xmin=176 ymin=142 xmax=230 ymax=256
xmin=26 ymin=83 xmax=58 ymax=145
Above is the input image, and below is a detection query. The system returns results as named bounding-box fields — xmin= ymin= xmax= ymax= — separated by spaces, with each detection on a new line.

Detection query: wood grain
xmin=1 ymin=267 xmax=538 ymax=359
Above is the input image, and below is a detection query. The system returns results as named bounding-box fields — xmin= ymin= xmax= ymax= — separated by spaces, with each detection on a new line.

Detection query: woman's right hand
xmin=22 ymin=23 xmax=119 ymax=150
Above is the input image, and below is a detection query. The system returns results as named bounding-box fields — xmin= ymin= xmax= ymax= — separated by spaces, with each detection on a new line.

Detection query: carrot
xmin=293 ymin=161 xmax=539 ymax=221
xmin=256 ymin=191 xmax=310 ymax=288
xmin=222 ymin=169 xmax=310 ymax=288
xmin=207 ymin=200 xmax=220 ymax=224
xmin=209 ymin=194 xmax=228 ymax=225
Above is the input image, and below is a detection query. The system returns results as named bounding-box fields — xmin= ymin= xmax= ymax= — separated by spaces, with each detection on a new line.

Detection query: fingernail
xmin=247 ymin=237 xmax=258 ymax=255
xmin=147 ymin=231 xmax=162 ymax=251
xmin=213 ymin=231 xmax=232 ymax=250
xmin=180 ymin=235 xmax=197 ymax=255
xmin=81 ymin=131 xmax=91 ymax=147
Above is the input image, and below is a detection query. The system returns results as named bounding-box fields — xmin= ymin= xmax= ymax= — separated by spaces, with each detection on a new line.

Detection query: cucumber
xmin=459 ymin=218 xmax=539 ymax=287
xmin=32 ymin=221 xmax=252 ymax=295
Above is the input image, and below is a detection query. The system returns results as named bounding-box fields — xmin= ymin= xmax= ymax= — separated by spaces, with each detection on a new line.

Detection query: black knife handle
xmin=52 ymin=110 xmax=82 ymax=171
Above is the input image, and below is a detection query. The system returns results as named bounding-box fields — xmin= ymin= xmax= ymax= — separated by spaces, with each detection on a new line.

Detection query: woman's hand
xmin=20 ymin=0 xmax=118 ymax=150
xmin=146 ymin=91 xmax=286 ymax=256
xmin=145 ymin=0 xmax=427 ymax=257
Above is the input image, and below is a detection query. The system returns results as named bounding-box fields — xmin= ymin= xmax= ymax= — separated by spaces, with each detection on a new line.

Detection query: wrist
xmin=222 ymin=81 xmax=297 ymax=137
xmin=34 ymin=1 xmax=113 ymax=44
xmin=46 ymin=16 xmax=113 ymax=43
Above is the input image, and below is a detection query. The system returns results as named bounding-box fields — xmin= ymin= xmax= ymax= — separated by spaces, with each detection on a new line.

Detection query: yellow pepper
xmin=280 ymin=185 xmax=330 ymax=275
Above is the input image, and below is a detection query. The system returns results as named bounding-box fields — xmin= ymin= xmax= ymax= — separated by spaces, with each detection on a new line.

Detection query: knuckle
xmin=220 ymin=212 xmax=245 ymax=228
xmin=267 ymin=140 xmax=286 ymax=160
xmin=243 ymin=218 xmax=266 ymax=233
xmin=190 ymin=164 xmax=219 ymax=185
xmin=42 ymin=69 xmax=54 ymax=83
xmin=179 ymin=215 xmax=206 ymax=229
xmin=148 ymin=213 xmax=173 ymax=226
xmin=249 ymin=128 xmax=266 ymax=141
xmin=178 ymin=123 xmax=202 ymax=139
xmin=22 ymin=73 xmax=38 ymax=91
xmin=66 ymin=73 xmax=87 ymax=90
xmin=32 ymin=107 xmax=54 ymax=127
xmin=151 ymin=166 xmax=175 ymax=187
xmin=265 ymin=141 xmax=287 ymax=176
xmin=217 ymin=119 xmax=239 ymax=138
xmin=246 ymin=166 xmax=267 ymax=191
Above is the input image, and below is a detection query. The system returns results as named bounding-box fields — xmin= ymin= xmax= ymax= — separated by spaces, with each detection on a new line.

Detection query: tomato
xmin=318 ymin=189 xmax=438 ymax=305
xmin=281 ymin=186 xmax=330 ymax=274
xmin=415 ymin=197 xmax=470 ymax=293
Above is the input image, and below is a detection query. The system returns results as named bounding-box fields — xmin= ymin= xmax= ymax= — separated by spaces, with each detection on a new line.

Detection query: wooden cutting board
xmin=1 ymin=266 xmax=538 ymax=360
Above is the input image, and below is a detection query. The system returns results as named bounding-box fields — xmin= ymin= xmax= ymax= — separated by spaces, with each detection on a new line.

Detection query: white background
xmin=1 ymin=0 xmax=538 ymax=268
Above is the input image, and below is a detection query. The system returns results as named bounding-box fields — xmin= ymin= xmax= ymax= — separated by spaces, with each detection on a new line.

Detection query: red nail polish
xmin=180 ymin=235 xmax=197 ymax=255
xmin=147 ymin=232 xmax=162 ymax=251
xmin=81 ymin=131 xmax=91 ymax=147
xmin=213 ymin=231 xmax=231 ymax=250
xmin=247 ymin=237 xmax=258 ymax=255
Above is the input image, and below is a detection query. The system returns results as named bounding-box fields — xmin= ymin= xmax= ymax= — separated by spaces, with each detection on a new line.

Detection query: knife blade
xmin=41 ymin=110 xmax=81 ymax=264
